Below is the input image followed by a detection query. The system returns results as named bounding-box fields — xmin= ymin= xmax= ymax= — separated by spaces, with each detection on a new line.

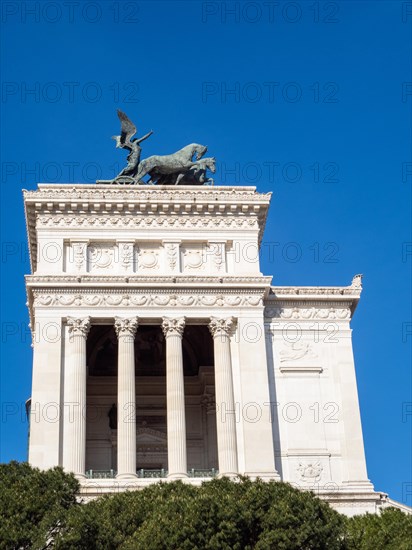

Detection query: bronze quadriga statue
xmin=112 ymin=110 xmax=215 ymax=185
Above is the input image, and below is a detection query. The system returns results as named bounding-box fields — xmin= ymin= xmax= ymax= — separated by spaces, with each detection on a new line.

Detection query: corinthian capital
xmin=67 ymin=316 xmax=91 ymax=337
xmin=114 ymin=317 xmax=139 ymax=338
xmin=162 ymin=317 xmax=186 ymax=338
xmin=208 ymin=317 xmax=235 ymax=338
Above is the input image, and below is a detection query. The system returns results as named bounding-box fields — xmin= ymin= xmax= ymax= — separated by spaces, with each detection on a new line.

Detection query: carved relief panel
xmin=207 ymin=241 xmax=226 ymax=274
xmin=118 ymin=242 xmax=135 ymax=273
xmin=286 ymin=454 xmax=333 ymax=488
xmin=87 ymin=243 xmax=116 ymax=273
xmin=163 ymin=241 xmax=180 ymax=274
xmin=181 ymin=244 xmax=207 ymax=273
xmin=136 ymin=244 xmax=161 ymax=273
xmin=276 ymin=340 xmax=322 ymax=373
xmin=65 ymin=241 xmax=88 ymax=273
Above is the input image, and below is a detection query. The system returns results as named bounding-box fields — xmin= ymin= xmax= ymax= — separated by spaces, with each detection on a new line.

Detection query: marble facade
xmin=23 ymin=184 xmax=400 ymax=515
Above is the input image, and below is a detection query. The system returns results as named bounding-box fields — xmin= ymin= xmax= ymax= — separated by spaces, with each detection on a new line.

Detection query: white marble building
xmin=23 ymin=183 xmax=405 ymax=515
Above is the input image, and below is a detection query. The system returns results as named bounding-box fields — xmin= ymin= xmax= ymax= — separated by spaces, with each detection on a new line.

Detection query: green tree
xmin=0 ymin=461 xmax=79 ymax=550
xmin=2 ymin=464 xmax=411 ymax=550
xmin=55 ymin=478 xmax=347 ymax=550
xmin=345 ymin=507 xmax=412 ymax=550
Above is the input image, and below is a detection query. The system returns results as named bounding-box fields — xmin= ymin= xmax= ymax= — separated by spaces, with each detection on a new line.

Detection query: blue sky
xmin=0 ymin=1 xmax=411 ymax=504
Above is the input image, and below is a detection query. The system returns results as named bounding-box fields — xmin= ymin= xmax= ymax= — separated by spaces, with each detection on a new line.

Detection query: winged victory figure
xmin=112 ymin=110 xmax=153 ymax=183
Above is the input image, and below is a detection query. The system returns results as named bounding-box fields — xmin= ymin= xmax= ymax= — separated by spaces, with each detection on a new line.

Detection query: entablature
xmin=26 ymin=274 xmax=273 ymax=287
xmin=24 ymin=184 xmax=271 ymax=273
xmin=265 ymin=275 xmax=363 ymax=321
xmin=25 ymin=275 xmax=273 ymax=330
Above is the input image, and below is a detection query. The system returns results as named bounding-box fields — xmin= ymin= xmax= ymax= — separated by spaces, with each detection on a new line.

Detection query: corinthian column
xmin=64 ymin=316 xmax=91 ymax=478
xmin=115 ymin=317 xmax=138 ymax=479
xmin=162 ymin=317 xmax=188 ymax=479
xmin=209 ymin=317 xmax=238 ymax=477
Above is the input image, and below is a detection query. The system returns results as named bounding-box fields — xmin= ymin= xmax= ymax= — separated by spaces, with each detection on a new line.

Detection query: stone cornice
xmin=269 ymin=286 xmax=361 ymax=299
xmin=24 ymin=184 xmax=269 ymax=202
xmin=264 ymin=277 xmax=362 ymax=321
xmin=25 ymin=274 xmax=273 ymax=287
xmin=23 ymin=185 xmax=271 ymax=272
xmin=268 ymin=276 xmax=362 ymax=317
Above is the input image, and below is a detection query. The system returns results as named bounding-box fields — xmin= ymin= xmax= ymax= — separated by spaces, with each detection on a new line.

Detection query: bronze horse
xmin=135 ymin=143 xmax=208 ymax=184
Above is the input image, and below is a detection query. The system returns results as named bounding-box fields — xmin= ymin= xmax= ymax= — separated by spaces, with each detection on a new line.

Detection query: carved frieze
xmin=37 ymin=214 xmax=259 ymax=231
xmin=264 ymin=306 xmax=351 ymax=320
xmin=32 ymin=290 xmax=265 ymax=309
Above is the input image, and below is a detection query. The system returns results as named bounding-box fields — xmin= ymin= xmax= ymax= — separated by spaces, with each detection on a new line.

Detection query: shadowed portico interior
xmin=85 ymin=324 xmax=217 ymax=476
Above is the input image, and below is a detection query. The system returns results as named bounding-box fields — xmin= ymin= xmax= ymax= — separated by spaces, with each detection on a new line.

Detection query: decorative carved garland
xmin=32 ymin=290 xmax=264 ymax=308
xmin=36 ymin=214 xmax=259 ymax=230
xmin=264 ymin=306 xmax=351 ymax=320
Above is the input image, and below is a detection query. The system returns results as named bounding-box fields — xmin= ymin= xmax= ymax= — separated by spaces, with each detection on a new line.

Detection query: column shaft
xmin=202 ymin=394 xmax=218 ymax=470
xmin=115 ymin=317 xmax=138 ymax=479
xmin=64 ymin=317 xmax=90 ymax=478
xmin=209 ymin=317 xmax=238 ymax=477
xmin=162 ymin=317 xmax=187 ymax=479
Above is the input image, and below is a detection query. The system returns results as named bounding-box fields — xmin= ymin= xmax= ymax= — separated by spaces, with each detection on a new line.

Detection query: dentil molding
xmin=26 ymin=275 xmax=272 ymax=285
xmin=24 ymin=185 xmax=270 ymax=202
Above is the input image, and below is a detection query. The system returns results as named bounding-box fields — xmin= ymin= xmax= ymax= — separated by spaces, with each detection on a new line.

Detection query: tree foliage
xmin=1 ymin=462 xmax=411 ymax=550
xmin=0 ymin=461 xmax=79 ymax=550
xmin=344 ymin=507 xmax=412 ymax=550
xmin=55 ymin=477 xmax=346 ymax=549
